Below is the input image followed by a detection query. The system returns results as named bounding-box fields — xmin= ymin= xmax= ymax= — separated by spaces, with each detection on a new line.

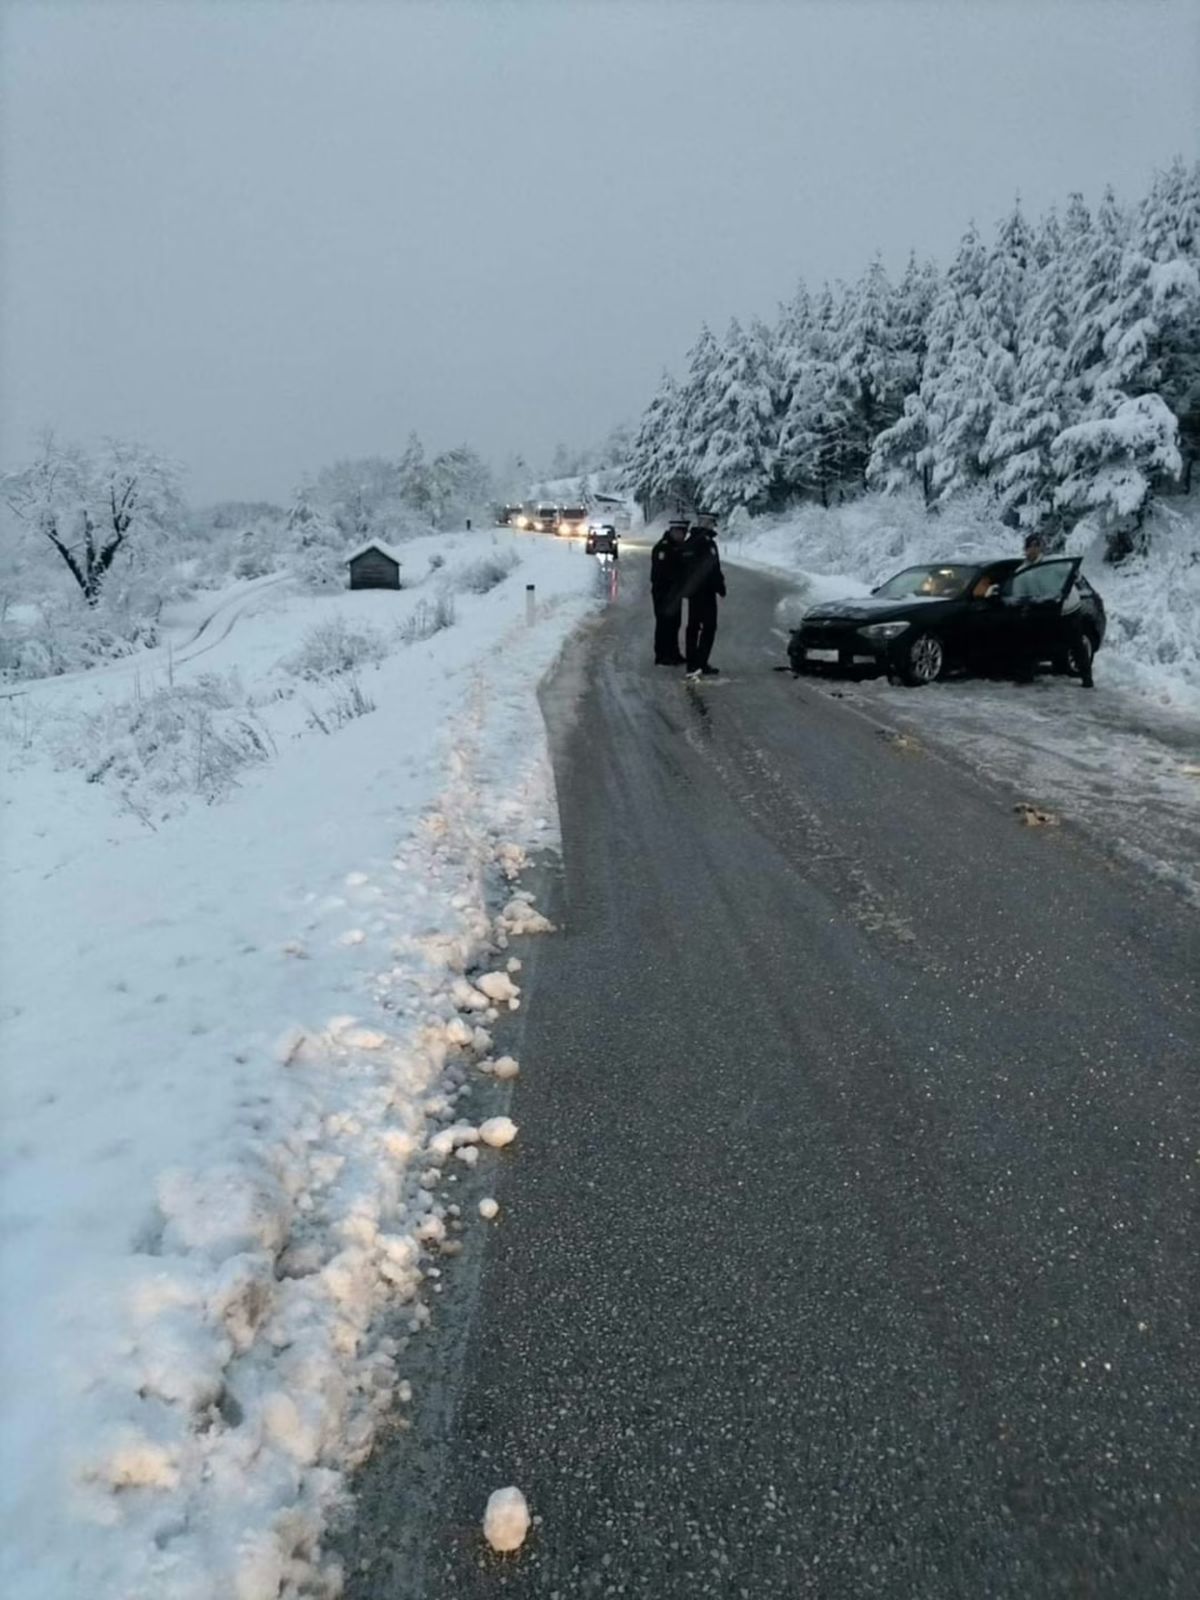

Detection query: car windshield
xmin=562 ymin=509 xmax=586 ymax=519
xmin=873 ymin=564 xmax=976 ymax=600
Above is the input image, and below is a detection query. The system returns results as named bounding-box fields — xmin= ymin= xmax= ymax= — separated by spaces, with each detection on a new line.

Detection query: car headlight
xmin=858 ymin=621 xmax=911 ymax=640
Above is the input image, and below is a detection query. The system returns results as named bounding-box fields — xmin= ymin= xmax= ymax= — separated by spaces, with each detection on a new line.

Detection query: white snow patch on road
xmin=483 ymin=1485 xmax=530 ymax=1553
xmin=0 ymin=531 xmax=594 ymax=1599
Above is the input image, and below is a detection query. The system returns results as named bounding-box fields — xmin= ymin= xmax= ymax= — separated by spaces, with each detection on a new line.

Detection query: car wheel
xmin=899 ymin=631 xmax=945 ymax=686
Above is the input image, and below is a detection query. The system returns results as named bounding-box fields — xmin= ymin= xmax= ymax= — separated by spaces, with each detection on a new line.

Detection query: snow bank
xmin=723 ymin=489 xmax=1200 ymax=711
xmin=0 ymin=530 xmax=595 ymax=1599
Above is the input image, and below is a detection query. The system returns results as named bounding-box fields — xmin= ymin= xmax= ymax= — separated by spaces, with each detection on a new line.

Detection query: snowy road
xmin=344 ymin=559 xmax=1200 ymax=1598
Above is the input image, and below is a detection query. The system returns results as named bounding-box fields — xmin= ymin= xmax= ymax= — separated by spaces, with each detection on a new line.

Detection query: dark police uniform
xmin=680 ymin=527 xmax=726 ymax=673
xmin=650 ymin=529 xmax=687 ymax=664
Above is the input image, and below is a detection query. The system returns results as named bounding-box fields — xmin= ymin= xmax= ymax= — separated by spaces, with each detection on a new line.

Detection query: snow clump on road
xmin=483 ymin=1485 xmax=531 ymax=1553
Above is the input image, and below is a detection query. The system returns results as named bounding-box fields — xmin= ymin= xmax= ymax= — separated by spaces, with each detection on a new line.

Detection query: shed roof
xmin=345 ymin=539 xmax=402 ymax=565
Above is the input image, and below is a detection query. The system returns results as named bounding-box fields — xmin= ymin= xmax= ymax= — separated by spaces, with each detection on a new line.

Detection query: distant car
xmin=528 ymin=504 xmax=559 ymax=534
xmin=495 ymin=504 xmax=525 ymax=528
xmin=788 ymin=557 xmax=1105 ymax=686
xmin=557 ymin=506 xmax=589 ymax=538
xmin=585 ymin=524 xmax=619 ymax=558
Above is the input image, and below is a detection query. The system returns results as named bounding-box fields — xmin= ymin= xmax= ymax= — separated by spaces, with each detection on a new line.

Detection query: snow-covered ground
xmin=719 ymin=494 xmax=1200 ymax=900
xmin=0 ymin=531 xmax=600 ymax=1599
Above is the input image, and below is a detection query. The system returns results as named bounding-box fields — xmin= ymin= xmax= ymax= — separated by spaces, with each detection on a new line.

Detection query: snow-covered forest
xmin=625 ymin=159 xmax=1200 ymax=555
xmin=0 ymin=431 xmax=495 ymax=681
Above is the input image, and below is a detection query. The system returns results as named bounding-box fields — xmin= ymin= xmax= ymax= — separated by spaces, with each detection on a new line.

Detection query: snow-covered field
xmin=0 ymin=531 xmax=600 ymax=1599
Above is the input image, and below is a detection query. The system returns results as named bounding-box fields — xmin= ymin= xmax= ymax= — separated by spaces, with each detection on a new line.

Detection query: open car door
xmin=1001 ymin=558 xmax=1082 ymax=666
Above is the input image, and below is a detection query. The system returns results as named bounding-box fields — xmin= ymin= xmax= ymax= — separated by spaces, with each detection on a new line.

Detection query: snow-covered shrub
xmin=1063 ymin=500 xmax=1200 ymax=702
xmin=281 ymin=617 xmax=390 ymax=681
xmin=448 ymin=550 xmax=519 ymax=595
xmin=54 ymin=673 xmax=273 ymax=811
xmin=0 ymin=590 xmax=160 ymax=683
xmin=398 ymin=595 xmax=456 ymax=644
xmin=304 ymin=674 xmax=377 ymax=733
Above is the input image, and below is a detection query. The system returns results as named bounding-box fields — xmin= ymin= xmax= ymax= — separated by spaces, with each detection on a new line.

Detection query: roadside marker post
xmin=526 ymin=584 xmax=536 ymax=626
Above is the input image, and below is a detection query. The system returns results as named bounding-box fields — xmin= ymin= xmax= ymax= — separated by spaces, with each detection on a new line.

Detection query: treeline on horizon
xmin=624 ymin=158 xmax=1200 ymax=558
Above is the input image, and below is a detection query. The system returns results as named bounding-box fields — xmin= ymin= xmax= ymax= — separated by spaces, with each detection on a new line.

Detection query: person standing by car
xmin=1058 ymin=569 xmax=1095 ymax=687
xmin=681 ymin=519 xmax=726 ymax=677
xmin=650 ymin=520 xmax=688 ymax=664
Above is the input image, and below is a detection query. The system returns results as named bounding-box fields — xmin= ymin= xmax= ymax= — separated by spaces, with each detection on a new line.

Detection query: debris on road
xmin=1014 ymin=801 xmax=1061 ymax=827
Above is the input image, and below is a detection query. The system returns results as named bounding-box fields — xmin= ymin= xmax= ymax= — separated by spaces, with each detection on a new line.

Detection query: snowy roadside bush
xmin=281 ymin=616 xmax=390 ymax=681
xmin=304 ymin=674 xmax=377 ymax=733
xmin=51 ymin=673 xmax=274 ymax=814
xmin=0 ymin=591 xmax=160 ymax=683
xmin=398 ymin=594 xmax=456 ymax=644
xmin=447 ymin=550 xmax=520 ymax=595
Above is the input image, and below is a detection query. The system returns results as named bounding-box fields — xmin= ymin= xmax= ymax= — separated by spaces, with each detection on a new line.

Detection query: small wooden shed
xmin=346 ymin=540 xmax=402 ymax=590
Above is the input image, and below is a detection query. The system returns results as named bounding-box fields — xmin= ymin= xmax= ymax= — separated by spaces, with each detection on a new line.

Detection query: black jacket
xmin=679 ymin=530 xmax=726 ymax=601
xmin=650 ymin=535 xmax=686 ymax=607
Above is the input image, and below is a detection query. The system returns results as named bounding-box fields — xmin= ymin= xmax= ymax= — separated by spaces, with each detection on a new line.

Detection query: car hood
xmin=801 ymin=594 xmax=959 ymax=625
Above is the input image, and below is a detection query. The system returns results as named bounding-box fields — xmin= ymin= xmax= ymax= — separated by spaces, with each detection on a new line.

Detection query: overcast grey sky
xmin=1 ymin=0 xmax=1197 ymax=503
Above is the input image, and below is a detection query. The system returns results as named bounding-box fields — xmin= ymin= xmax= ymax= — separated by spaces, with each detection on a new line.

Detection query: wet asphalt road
xmin=350 ymin=557 xmax=1200 ymax=1598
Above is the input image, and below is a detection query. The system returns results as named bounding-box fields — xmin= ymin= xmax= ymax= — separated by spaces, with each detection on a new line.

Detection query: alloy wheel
xmin=909 ymin=633 xmax=944 ymax=684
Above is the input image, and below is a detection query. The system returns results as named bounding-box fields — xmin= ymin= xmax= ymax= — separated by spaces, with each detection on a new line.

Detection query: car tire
xmin=899 ymin=631 xmax=945 ymax=686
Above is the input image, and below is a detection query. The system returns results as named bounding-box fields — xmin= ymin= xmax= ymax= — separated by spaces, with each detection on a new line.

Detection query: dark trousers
xmin=654 ymin=603 xmax=683 ymax=663
xmin=1065 ymin=615 xmax=1094 ymax=685
xmin=685 ymin=595 xmax=718 ymax=670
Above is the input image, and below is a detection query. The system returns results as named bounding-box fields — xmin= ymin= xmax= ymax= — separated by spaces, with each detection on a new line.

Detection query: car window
xmin=1006 ymin=560 xmax=1076 ymax=602
xmin=874 ymin=565 xmax=976 ymax=599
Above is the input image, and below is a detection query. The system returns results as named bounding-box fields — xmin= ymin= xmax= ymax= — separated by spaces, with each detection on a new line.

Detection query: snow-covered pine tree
xmin=626 ymin=371 xmax=676 ymax=517
xmin=835 ymin=258 xmax=907 ymax=487
xmin=981 ymin=247 xmax=1074 ymax=537
xmin=1052 ymin=392 xmax=1182 ymax=555
xmin=891 ymin=253 xmax=940 ymax=392
xmin=1064 ymin=186 xmax=1129 ymax=405
xmin=694 ymin=318 xmax=778 ymax=515
xmin=871 ymin=225 xmax=984 ymax=501
xmin=1100 ymin=158 xmax=1200 ymax=481
xmin=398 ymin=431 xmax=433 ymax=519
xmin=671 ymin=324 xmax=724 ymax=510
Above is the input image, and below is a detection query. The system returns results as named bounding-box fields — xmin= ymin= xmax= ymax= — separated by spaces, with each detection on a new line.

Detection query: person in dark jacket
xmin=650 ymin=520 xmax=689 ymax=664
xmin=680 ymin=522 xmax=726 ymax=675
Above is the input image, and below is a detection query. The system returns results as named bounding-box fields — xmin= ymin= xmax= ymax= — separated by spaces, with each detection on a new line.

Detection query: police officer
xmin=681 ymin=519 xmax=726 ymax=676
xmin=650 ymin=519 xmax=688 ymax=664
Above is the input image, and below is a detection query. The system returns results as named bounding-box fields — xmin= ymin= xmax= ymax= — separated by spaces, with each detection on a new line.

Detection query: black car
xmin=788 ymin=557 xmax=1106 ymax=686
xmin=585 ymin=524 xmax=619 ymax=557
xmin=494 ymin=503 xmax=524 ymax=527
